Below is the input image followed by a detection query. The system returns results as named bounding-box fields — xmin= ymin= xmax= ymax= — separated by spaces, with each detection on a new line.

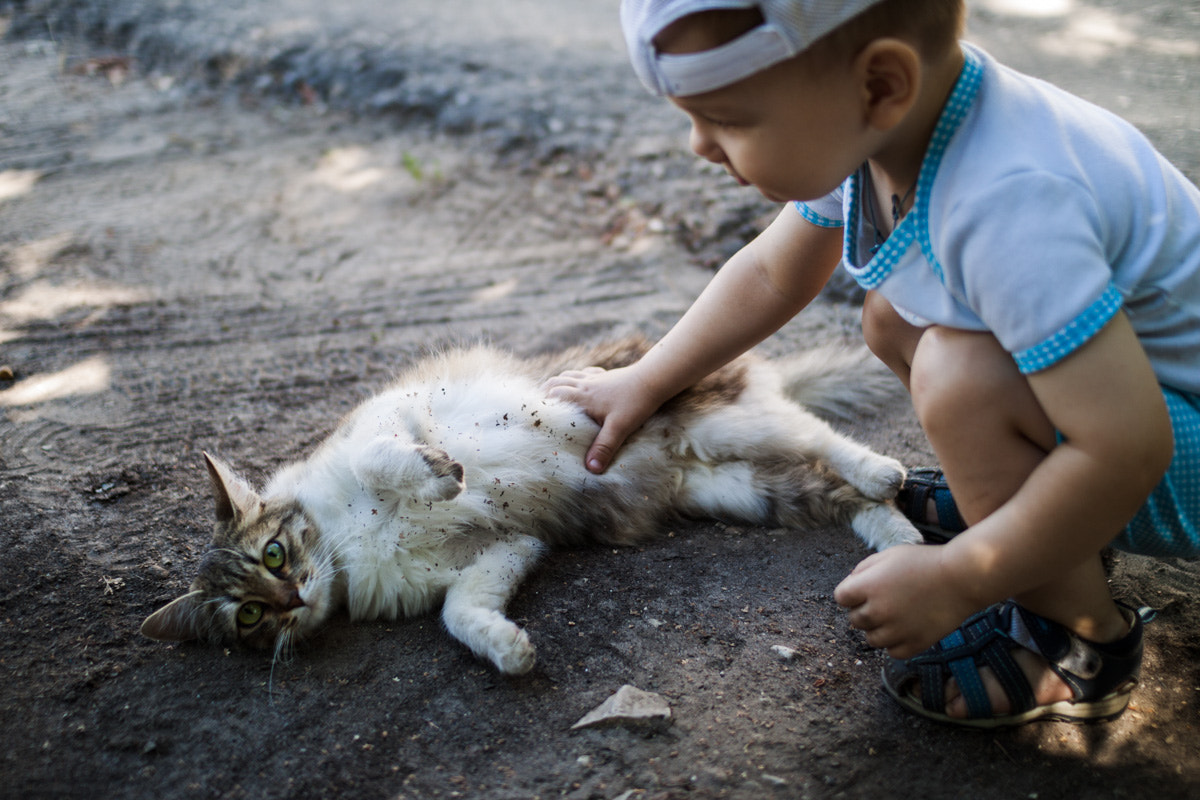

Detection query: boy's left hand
xmin=833 ymin=543 xmax=980 ymax=659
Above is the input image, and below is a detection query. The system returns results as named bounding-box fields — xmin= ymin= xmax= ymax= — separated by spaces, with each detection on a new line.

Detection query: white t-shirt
xmin=797 ymin=43 xmax=1200 ymax=394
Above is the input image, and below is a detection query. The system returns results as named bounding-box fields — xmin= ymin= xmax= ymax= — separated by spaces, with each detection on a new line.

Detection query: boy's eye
xmin=237 ymin=602 xmax=264 ymax=628
xmin=699 ymin=113 xmax=744 ymax=128
xmin=263 ymin=541 xmax=285 ymax=570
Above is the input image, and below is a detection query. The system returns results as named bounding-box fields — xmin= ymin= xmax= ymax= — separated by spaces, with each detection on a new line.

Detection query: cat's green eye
xmin=263 ymin=541 xmax=285 ymax=571
xmin=236 ymin=602 xmax=264 ymax=628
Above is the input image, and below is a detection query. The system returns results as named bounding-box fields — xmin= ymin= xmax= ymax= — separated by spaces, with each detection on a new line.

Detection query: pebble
xmin=770 ymin=645 xmax=798 ymax=661
xmin=571 ymin=684 xmax=672 ymax=731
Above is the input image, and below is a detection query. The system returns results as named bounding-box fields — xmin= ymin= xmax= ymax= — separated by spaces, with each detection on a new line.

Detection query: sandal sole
xmin=882 ymin=667 xmax=1134 ymax=728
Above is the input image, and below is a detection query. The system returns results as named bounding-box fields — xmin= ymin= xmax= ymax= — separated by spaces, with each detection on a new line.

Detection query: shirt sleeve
xmin=935 ymin=172 xmax=1121 ymax=373
xmin=793 ymin=184 xmax=845 ymax=228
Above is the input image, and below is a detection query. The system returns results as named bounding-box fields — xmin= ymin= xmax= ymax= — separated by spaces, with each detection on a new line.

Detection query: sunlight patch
xmin=0 ymin=169 xmax=42 ymax=203
xmin=0 ymin=281 xmax=153 ymax=323
xmin=0 ymin=356 xmax=111 ymax=406
xmin=312 ymin=147 xmax=387 ymax=192
xmin=978 ymin=0 xmax=1071 ymax=17
xmin=7 ymin=232 xmax=78 ymax=279
xmin=1036 ymin=7 xmax=1146 ymax=61
xmin=471 ymin=277 xmax=519 ymax=304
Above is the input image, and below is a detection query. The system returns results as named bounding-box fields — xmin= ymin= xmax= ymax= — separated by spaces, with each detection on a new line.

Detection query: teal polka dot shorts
xmin=1113 ymin=386 xmax=1200 ymax=559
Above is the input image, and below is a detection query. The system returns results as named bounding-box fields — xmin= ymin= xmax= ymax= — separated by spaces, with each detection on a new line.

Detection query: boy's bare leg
xmin=862 ymin=292 xmax=1129 ymax=716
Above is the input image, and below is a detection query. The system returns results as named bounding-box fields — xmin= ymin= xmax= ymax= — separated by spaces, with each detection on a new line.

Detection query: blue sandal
xmin=882 ymin=600 xmax=1146 ymax=728
xmin=895 ymin=467 xmax=967 ymax=543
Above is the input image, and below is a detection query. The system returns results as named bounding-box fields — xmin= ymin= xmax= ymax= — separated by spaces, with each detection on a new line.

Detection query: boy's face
xmin=669 ymin=57 xmax=870 ymax=203
xmin=657 ymin=14 xmax=872 ymax=203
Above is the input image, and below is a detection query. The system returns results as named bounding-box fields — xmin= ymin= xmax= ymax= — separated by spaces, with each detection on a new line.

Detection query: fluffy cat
xmin=141 ymin=337 xmax=920 ymax=674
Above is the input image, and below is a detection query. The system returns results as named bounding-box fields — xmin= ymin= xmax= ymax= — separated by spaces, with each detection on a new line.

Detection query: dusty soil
xmin=2 ymin=2 xmax=1199 ymax=798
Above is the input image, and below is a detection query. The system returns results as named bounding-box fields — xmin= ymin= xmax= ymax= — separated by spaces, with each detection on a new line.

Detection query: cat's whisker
xmin=267 ymin=627 xmax=298 ymax=705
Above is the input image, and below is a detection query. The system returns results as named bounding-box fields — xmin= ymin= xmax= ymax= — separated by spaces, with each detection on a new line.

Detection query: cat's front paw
xmin=352 ymin=438 xmax=465 ymax=502
xmin=492 ymin=627 xmax=537 ymax=675
xmin=846 ymin=454 xmax=905 ymax=501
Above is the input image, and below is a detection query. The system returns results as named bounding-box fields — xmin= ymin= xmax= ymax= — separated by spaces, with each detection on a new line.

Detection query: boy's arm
xmin=545 ymin=208 xmax=843 ymax=473
xmin=835 ymin=312 xmax=1174 ymax=656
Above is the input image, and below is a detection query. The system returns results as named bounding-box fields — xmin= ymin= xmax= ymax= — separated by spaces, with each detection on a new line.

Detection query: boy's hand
xmin=833 ymin=543 xmax=981 ymax=659
xmin=543 ymin=364 xmax=664 ymax=474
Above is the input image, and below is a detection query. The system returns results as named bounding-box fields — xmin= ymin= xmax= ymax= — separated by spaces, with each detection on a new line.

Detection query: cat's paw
xmin=352 ymin=438 xmax=465 ymax=502
xmin=415 ymin=445 xmax=466 ymax=501
xmin=491 ymin=626 xmax=537 ymax=675
xmin=851 ymin=504 xmax=922 ymax=550
xmin=844 ymin=453 xmax=905 ymax=501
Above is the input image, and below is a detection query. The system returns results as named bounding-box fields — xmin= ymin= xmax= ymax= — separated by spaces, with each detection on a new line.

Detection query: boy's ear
xmin=140 ymin=590 xmax=204 ymax=642
xmin=855 ymin=38 xmax=921 ymax=132
xmin=203 ymin=452 xmax=263 ymax=528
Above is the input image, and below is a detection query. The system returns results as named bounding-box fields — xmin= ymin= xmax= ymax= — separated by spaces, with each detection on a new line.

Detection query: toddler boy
xmin=545 ymin=0 xmax=1200 ymax=726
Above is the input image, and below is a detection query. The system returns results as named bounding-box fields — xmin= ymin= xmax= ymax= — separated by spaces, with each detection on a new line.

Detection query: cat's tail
xmin=773 ymin=345 xmax=904 ymax=423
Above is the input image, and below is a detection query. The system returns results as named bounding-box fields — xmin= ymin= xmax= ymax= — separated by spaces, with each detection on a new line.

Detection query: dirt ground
xmin=2 ymin=1 xmax=1199 ymax=798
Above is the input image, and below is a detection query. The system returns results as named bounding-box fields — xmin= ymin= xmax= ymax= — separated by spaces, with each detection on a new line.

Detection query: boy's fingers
xmin=542 ymin=377 xmax=576 ymax=396
xmin=833 ymin=572 xmax=864 ymax=609
xmin=585 ymin=440 xmax=616 ymax=474
xmin=585 ymin=423 xmax=631 ymax=474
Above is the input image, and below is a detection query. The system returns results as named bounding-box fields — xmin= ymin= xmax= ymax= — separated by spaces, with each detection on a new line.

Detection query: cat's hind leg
xmin=805 ymin=419 xmax=906 ymax=502
xmin=683 ymin=401 xmax=906 ymax=501
xmin=762 ymin=408 xmax=907 ymax=502
xmin=678 ymin=459 xmax=920 ymax=550
xmin=850 ymin=503 xmax=923 ymax=550
xmin=441 ymin=536 xmax=545 ymax=675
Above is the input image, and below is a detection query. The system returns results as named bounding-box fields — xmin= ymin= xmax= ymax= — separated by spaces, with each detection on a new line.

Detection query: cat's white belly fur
xmin=279 ymin=372 xmax=594 ymax=628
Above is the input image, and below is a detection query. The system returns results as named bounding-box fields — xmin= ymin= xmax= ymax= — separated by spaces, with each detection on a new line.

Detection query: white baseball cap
xmin=621 ymin=0 xmax=888 ymax=96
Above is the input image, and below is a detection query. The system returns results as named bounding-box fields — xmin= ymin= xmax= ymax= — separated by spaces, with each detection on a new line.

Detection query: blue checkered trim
xmin=919 ymin=52 xmax=985 ymax=282
xmin=844 ymin=47 xmax=984 ymax=290
xmin=1012 ymin=284 xmax=1123 ymax=374
xmin=844 ymin=167 xmax=918 ymax=290
xmin=793 ymin=201 xmax=843 ymax=228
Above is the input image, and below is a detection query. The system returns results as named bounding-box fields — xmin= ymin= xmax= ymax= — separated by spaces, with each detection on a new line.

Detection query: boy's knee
xmin=862 ymin=291 xmax=922 ymax=366
xmin=909 ymin=328 xmax=1012 ymax=424
xmin=862 ymin=291 xmax=900 ymax=357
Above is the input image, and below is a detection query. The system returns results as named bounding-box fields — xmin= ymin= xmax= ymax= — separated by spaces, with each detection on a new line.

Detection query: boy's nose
xmin=689 ymin=125 xmax=725 ymax=165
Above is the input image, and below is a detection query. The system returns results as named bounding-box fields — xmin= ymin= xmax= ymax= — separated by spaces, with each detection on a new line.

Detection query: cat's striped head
xmin=140 ymin=454 xmax=338 ymax=650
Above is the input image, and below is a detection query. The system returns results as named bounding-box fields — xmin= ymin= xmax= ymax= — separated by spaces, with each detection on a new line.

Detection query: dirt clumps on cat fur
xmin=141 ymin=337 xmax=919 ymax=674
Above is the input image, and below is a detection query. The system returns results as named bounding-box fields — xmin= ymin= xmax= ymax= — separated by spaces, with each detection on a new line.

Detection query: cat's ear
xmin=203 ymin=452 xmax=263 ymax=526
xmin=140 ymin=590 xmax=204 ymax=642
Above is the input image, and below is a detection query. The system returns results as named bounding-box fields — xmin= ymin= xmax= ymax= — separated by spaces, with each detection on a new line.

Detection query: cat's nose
xmin=281 ymin=587 xmax=305 ymax=610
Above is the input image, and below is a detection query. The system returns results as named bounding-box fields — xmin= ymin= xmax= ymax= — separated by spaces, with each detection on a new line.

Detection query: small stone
xmin=571 ymin=684 xmax=672 ymax=731
xmin=770 ymin=645 xmax=798 ymax=661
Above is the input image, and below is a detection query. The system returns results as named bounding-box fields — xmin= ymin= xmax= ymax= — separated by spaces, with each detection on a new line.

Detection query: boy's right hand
xmin=543 ymin=364 xmax=663 ymax=474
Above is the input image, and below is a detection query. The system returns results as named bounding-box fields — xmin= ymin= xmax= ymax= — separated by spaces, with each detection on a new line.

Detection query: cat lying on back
xmin=141 ymin=337 xmax=919 ymax=674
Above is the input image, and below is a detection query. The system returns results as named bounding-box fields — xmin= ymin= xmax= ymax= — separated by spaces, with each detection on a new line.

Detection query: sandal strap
xmin=1015 ymin=602 xmax=1145 ymax=701
xmin=883 ymin=600 xmax=1146 ymax=725
xmin=903 ymin=600 xmax=1147 ymax=720
xmin=908 ymin=605 xmax=1036 ymax=719
xmin=932 ymin=488 xmax=966 ymax=533
xmin=897 ymin=468 xmax=967 ymax=535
